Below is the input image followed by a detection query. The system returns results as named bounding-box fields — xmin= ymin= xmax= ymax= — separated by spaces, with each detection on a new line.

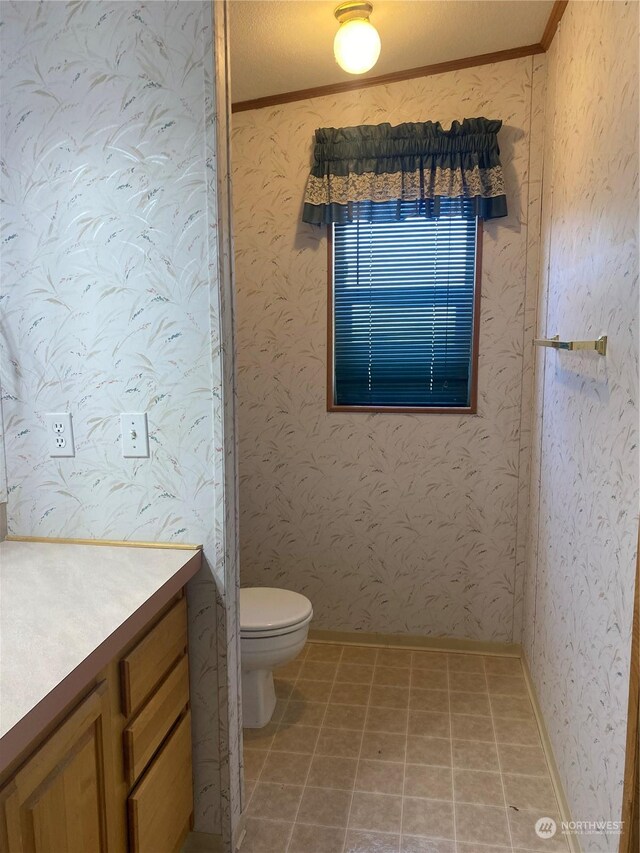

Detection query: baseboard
xmin=308 ymin=628 xmax=521 ymax=657
xmin=521 ymin=654 xmax=580 ymax=853
xmin=233 ymin=812 xmax=247 ymax=852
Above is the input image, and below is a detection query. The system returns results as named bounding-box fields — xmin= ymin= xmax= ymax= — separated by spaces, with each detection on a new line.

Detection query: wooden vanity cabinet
xmin=2 ymin=683 xmax=116 ymax=853
xmin=0 ymin=593 xmax=193 ymax=853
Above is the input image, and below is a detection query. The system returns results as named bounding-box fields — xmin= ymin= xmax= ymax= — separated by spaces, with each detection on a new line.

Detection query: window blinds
xmin=332 ymin=199 xmax=478 ymax=408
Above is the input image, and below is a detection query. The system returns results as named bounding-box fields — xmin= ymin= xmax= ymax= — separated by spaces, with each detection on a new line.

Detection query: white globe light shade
xmin=333 ymin=18 xmax=381 ymax=75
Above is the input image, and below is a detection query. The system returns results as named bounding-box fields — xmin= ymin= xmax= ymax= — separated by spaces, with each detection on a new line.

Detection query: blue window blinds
xmin=331 ymin=198 xmax=479 ymax=409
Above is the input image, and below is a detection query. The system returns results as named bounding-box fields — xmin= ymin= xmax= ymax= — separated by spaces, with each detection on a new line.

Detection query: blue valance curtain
xmin=302 ymin=117 xmax=508 ymax=225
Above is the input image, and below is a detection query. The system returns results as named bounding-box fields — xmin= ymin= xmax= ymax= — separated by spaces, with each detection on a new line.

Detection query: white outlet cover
xmin=121 ymin=413 xmax=149 ymax=458
xmin=45 ymin=413 xmax=75 ymax=457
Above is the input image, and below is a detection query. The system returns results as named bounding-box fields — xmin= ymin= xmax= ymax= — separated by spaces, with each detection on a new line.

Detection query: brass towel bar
xmin=534 ymin=334 xmax=607 ymax=356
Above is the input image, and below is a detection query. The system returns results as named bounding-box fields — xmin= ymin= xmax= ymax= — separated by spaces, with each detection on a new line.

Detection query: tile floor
xmin=242 ymin=642 xmax=569 ymax=853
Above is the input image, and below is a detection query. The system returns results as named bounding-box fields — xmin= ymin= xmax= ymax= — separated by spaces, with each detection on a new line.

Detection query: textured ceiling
xmin=229 ymin=0 xmax=554 ymax=103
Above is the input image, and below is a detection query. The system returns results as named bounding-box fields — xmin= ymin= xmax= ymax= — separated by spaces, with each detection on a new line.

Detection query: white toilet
xmin=240 ymin=587 xmax=313 ymax=728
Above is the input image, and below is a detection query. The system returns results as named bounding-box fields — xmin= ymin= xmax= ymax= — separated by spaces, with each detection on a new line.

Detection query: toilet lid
xmin=240 ymin=587 xmax=313 ymax=632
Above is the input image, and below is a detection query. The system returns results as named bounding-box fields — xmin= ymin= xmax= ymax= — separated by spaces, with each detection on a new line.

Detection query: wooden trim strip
xmin=521 ymin=654 xmax=581 ymax=853
xmin=309 ymin=627 xmax=521 ymax=656
xmin=232 ymin=43 xmax=545 ymax=113
xmin=620 ymin=528 xmax=640 ymax=853
xmin=5 ymin=535 xmax=202 ymax=551
xmin=540 ymin=0 xmax=569 ymax=51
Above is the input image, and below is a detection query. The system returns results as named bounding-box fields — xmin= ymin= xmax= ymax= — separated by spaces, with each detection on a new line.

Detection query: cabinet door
xmin=128 ymin=711 xmax=193 ymax=853
xmin=1 ymin=683 xmax=116 ymax=853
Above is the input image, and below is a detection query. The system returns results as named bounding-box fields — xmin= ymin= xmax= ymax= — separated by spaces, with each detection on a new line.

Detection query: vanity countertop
xmin=0 ymin=538 xmax=201 ymax=773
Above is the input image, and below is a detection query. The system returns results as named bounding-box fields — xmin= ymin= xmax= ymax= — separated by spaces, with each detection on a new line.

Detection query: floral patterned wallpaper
xmin=232 ymin=56 xmax=545 ymax=644
xmin=0 ymin=1 xmax=241 ymax=846
xmin=523 ymin=1 xmax=639 ymax=849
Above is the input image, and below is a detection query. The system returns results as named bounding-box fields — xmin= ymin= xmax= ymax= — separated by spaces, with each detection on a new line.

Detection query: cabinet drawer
xmin=121 ymin=597 xmax=187 ymax=717
xmin=128 ymin=711 xmax=193 ymax=853
xmin=124 ymin=655 xmax=190 ymax=788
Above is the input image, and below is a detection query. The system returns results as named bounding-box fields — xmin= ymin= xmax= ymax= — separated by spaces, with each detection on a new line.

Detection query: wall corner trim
xmin=521 ymin=653 xmax=580 ymax=853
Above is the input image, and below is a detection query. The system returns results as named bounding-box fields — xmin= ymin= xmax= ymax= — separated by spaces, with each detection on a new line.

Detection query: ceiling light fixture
xmin=333 ymin=1 xmax=381 ymax=75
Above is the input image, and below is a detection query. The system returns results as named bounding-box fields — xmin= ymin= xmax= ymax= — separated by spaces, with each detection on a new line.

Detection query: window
xmin=328 ymin=198 xmax=481 ymax=413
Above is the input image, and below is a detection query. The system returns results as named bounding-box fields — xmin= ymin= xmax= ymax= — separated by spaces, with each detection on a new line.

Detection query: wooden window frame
xmin=326 ymin=219 xmax=483 ymax=414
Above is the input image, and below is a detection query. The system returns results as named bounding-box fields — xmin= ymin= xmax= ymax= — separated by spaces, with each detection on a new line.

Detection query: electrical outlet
xmin=121 ymin=413 xmax=149 ymax=458
xmin=45 ymin=413 xmax=75 ymax=457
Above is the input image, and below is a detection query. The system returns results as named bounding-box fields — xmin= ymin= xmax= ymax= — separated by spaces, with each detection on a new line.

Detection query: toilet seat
xmin=240 ymin=587 xmax=313 ymax=637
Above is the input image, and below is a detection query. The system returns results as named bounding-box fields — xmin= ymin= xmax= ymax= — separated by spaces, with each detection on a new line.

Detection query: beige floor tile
xmin=401 ymin=837 xmax=455 ymax=853
xmin=275 ymin=658 xmax=303 ymax=678
xmin=366 ymin=706 xmax=409 ymax=734
xmin=375 ymin=666 xmax=411 ymax=687
xmin=409 ymin=689 xmax=448 ymax=713
xmin=503 ymin=772 xmax=559 ymax=811
xmin=370 ymin=685 xmax=410 ymax=709
xmin=355 ymin=759 xmax=405 ymax=795
xmin=448 ymin=671 xmax=487 ymax=693
xmin=274 ymin=678 xmax=295 ymax=699
xmin=340 ymin=646 xmax=378 ymax=666
xmin=300 ymin=660 xmax=338 ymax=681
xmin=407 ymin=710 xmax=450 ymax=738
xmin=272 ymin=724 xmax=320 ymax=754
xmin=483 ymin=656 xmax=523 ymax=676
xmin=323 ymin=704 xmax=367 ymax=730
xmin=307 ymin=754 xmax=358 ymax=790
xmin=498 ymin=743 xmax=549 ymax=776
xmin=341 ymin=646 xmax=379 ymax=665
xmin=456 ymin=844 xmax=510 ymax=853
xmin=406 ymin=735 xmax=451 ymax=767
xmin=349 ymin=791 xmax=403 ymax=833
xmin=240 ymin=818 xmax=293 ymax=853
xmin=316 ymin=727 xmax=363 ymax=758
xmin=404 ymin=764 xmax=453 ymax=800
xmin=293 ymin=680 xmax=334 ymax=702
xmin=288 ymin=823 xmax=346 ymax=853
xmin=260 ymin=751 xmax=312 ymax=786
xmin=244 ymin=780 xmax=256 ymax=804
xmin=306 ymin=644 xmax=344 ymax=662
xmin=447 ymin=654 xmax=484 ymax=673
xmin=244 ymin=749 xmax=268 ymax=781
xmin=247 ymin=782 xmax=303 ymax=821
xmin=451 ymin=713 xmax=494 ymax=742
xmin=271 ymin=699 xmax=288 ymax=723
xmin=336 ymin=663 xmax=375 ymax=684
xmin=345 ymin=829 xmax=400 ymax=853
xmin=490 ymin=694 xmax=534 ymax=720
xmin=243 ymin=723 xmax=278 ymax=750
xmin=377 ymin=649 xmax=412 ymax=668
xmin=452 ymin=739 xmax=500 ymax=771
xmin=453 ymin=768 xmax=504 ymax=805
xmin=401 ymin=797 xmax=454 ymax=838
xmin=330 ymin=682 xmax=371 ymax=706
xmin=297 ymin=786 xmax=352 ymax=827
xmin=455 ymin=802 xmax=510 ymax=846
xmin=411 ymin=670 xmax=448 ymax=691
xmin=487 ymin=673 xmax=528 ymax=695
xmin=449 ymin=691 xmax=491 ymax=716
xmin=282 ymin=700 xmax=327 ymax=727
xmin=411 ymin=651 xmax=448 ymax=671
xmin=494 ymin=715 xmax=541 ymax=746
xmin=360 ymin=731 xmax=407 ymax=763
xmin=509 ymin=809 xmax=569 ymax=851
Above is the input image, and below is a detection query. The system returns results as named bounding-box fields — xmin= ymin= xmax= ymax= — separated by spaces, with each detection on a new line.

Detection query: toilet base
xmin=242 ymin=668 xmax=276 ymax=728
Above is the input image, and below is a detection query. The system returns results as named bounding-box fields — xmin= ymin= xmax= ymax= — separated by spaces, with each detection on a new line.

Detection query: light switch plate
xmin=121 ymin=413 xmax=149 ymax=458
xmin=45 ymin=412 xmax=75 ymax=457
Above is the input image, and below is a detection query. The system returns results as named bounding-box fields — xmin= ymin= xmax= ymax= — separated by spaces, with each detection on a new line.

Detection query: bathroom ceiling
xmin=229 ymin=0 xmax=554 ymax=103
